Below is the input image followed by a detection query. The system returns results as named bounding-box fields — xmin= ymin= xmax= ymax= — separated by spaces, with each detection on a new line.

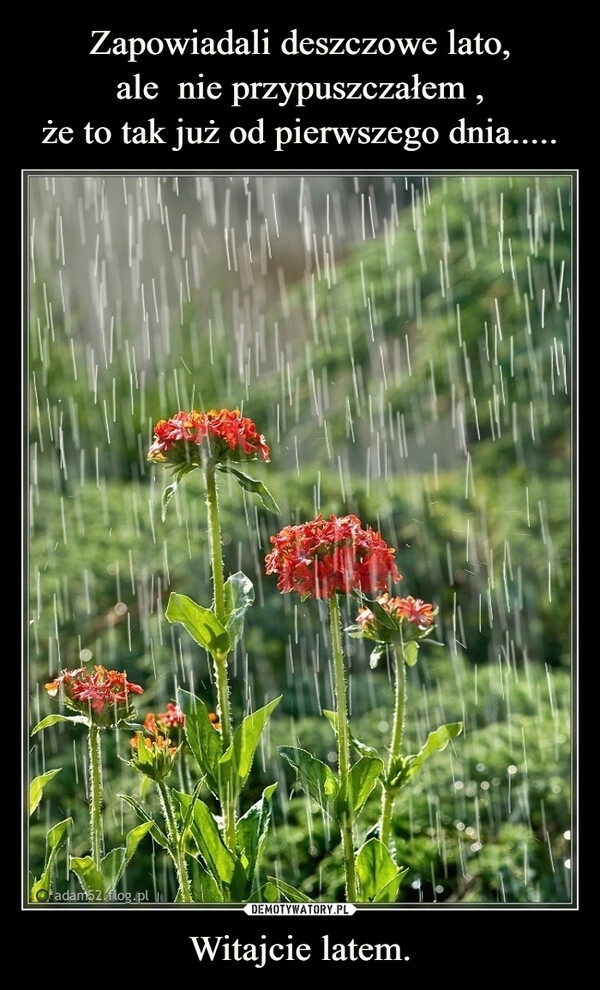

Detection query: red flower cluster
xmin=349 ymin=594 xmax=438 ymax=660
xmin=356 ymin=593 xmax=437 ymax=636
xmin=147 ymin=408 xmax=270 ymax=466
xmin=132 ymin=703 xmax=186 ymax=756
xmin=265 ymin=514 xmax=401 ymax=599
xmin=45 ymin=665 xmax=143 ymax=724
xmin=156 ymin=701 xmax=186 ymax=729
xmin=134 ymin=726 xmax=178 ymax=757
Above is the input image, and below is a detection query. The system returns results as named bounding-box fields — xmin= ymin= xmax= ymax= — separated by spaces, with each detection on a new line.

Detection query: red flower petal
xmin=265 ymin=514 xmax=401 ymax=599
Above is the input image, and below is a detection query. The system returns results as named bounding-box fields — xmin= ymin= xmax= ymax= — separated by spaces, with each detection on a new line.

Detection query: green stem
xmin=204 ymin=463 xmax=236 ymax=854
xmin=205 ymin=464 xmax=226 ymax=625
xmin=157 ymin=780 xmax=193 ymax=903
xmin=88 ymin=723 xmax=104 ymax=871
xmin=328 ymin=594 xmax=357 ymax=902
xmin=215 ymin=655 xmax=237 ymax=855
xmin=379 ymin=643 xmax=406 ymax=848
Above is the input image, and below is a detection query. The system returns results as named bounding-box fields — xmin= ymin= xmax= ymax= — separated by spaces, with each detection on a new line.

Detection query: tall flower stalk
xmin=348 ymin=594 xmax=462 ymax=856
xmin=328 ymin=593 xmax=356 ymax=900
xmin=145 ymin=407 xmax=282 ymax=900
xmin=128 ymin=704 xmax=193 ymax=902
xmin=203 ymin=459 xmax=235 ymax=848
xmin=379 ymin=642 xmax=406 ymax=847
xmin=88 ymin=723 xmax=104 ymax=868
xmin=265 ymin=513 xmax=401 ymax=902
xmin=31 ymin=665 xmax=151 ymax=901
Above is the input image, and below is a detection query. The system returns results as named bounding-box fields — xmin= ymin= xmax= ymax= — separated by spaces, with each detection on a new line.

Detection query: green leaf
xmin=30 ymin=817 xmax=72 ymax=903
xmin=356 ymin=837 xmax=407 ymax=903
xmin=173 ymin=790 xmax=237 ymax=890
xmin=235 ymin=783 xmax=278 ymax=900
xmin=29 ymin=768 xmax=62 ymax=816
xmin=70 ymin=822 xmax=153 ymax=901
xmin=335 ymin=756 xmax=384 ymax=820
xmin=351 ymin=737 xmax=381 ymax=761
xmin=370 ymin=600 xmax=399 ymax=630
xmin=218 ymin=464 xmax=280 ymax=514
xmin=221 ymin=696 xmax=282 ymax=801
xmin=99 ymin=822 xmax=154 ymax=895
xmin=124 ymin=821 xmax=155 ymax=869
xmin=415 ymin=625 xmax=437 ymax=643
xmin=178 ymin=779 xmax=206 ymax=847
xmin=223 ymin=571 xmax=255 ymax=650
xmin=373 ymin=869 xmax=410 ymax=903
xmin=360 ymin=594 xmax=399 ymax=631
xmin=403 ymin=641 xmax=419 ymax=667
xmin=397 ymin=721 xmax=463 ymax=787
xmin=178 ymin=691 xmax=222 ymax=798
xmin=99 ymin=848 xmax=127 ymax=896
xmin=47 ymin=817 xmax=73 ymax=853
xmin=265 ymin=876 xmax=314 ymax=903
xmin=133 ymin=732 xmax=155 ymax=766
xmin=160 ymin=464 xmax=198 ymax=521
xmin=279 ymin=746 xmax=338 ymax=816
xmin=190 ymin=860 xmax=223 ymax=903
xmin=30 ymin=713 xmax=90 ymax=735
xmin=369 ymin=645 xmax=387 ymax=670
xmin=118 ymin=793 xmax=169 ymax=849
xmin=69 ymin=856 xmax=106 ymax=900
xmin=161 ymin=481 xmax=178 ymax=522
xmin=322 ymin=709 xmax=337 ymax=731
xmin=166 ymin=592 xmax=231 ymax=657
xmin=30 ymin=877 xmax=50 ymax=904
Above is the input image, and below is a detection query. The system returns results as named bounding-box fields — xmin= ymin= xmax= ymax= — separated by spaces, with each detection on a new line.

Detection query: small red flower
xmin=395 ymin=596 xmax=436 ymax=627
xmin=147 ymin=408 xmax=270 ymax=467
xmin=141 ymin=712 xmax=160 ymax=736
xmin=45 ymin=665 xmax=143 ymax=725
xmin=265 ymin=514 xmax=401 ymax=600
xmin=132 ymin=703 xmax=186 ymax=750
xmin=352 ymin=593 xmax=438 ymax=649
xmin=132 ymin=710 xmax=180 ymax=756
xmin=45 ymin=668 xmax=85 ymax=698
xmin=157 ymin=702 xmax=186 ymax=729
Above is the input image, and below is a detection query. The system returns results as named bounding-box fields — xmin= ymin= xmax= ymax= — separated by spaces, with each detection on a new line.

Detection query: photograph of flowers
xmin=27 ymin=173 xmax=574 ymax=906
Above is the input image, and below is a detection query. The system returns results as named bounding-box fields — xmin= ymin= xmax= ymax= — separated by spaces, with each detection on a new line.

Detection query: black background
xmin=21 ymin=14 xmax=577 ymax=169
xmin=21 ymin=9 xmax=579 ymax=970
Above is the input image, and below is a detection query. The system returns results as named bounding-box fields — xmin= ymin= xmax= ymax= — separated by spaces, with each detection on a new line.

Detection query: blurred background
xmin=27 ymin=173 xmax=573 ymax=903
